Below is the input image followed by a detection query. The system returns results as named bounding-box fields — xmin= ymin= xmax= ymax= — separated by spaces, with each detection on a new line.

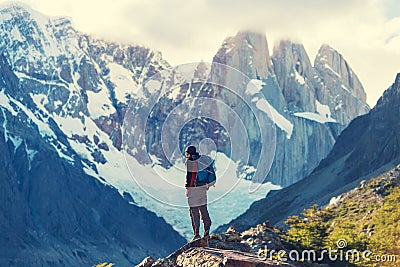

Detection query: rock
xmin=209 ymin=238 xmax=251 ymax=252
xmin=313 ymin=44 xmax=369 ymax=127
xmin=213 ymin=30 xmax=274 ymax=79
xmin=151 ymin=258 xmax=175 ymax=267
xmin=176 ymin=247 xmax=296 ymax=267
xmin=150 ymin=237 xmax=210 ymax=267
xmin=272 ymin=40 xmax=315 ymax=112
xmin=136 ymin=257 xmax=155 ymax=267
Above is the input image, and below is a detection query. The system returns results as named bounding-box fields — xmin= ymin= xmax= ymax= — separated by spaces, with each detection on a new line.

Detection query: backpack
xmin=196 ymin=155 xmax=216 ymax=186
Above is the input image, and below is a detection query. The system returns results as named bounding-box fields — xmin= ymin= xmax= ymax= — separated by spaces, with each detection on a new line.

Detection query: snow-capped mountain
xmin=211 ymin=32 xmax=370 ymax=186
xmin=0 ymin=2 xmax=369 ymax=245
xmin=0 ymin=4 xmax=280 ymax=242
xmin=0 ymin=43 xmax=186 ymax=266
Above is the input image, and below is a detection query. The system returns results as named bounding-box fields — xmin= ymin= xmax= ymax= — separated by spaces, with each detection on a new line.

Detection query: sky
xmin=2 ymin=0 xmax=400 ymax=107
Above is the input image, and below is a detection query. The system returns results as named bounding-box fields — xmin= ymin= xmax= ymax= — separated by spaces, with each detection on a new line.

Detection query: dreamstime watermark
xmin=258 ymin=239 xmax=397 ymax=263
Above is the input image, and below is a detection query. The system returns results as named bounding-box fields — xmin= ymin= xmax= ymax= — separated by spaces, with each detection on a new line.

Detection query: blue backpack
xmin=196 ymin=156 xmax=216 ymax=186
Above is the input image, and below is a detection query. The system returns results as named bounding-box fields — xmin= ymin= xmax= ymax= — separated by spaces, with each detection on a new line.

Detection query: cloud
xmin=1 ymin=0 xmax=399 ymax=106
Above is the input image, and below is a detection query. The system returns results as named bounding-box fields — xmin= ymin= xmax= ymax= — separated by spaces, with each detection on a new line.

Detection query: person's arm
xmin=185 ymin=161 xmax=192 ymax=197
xmin=185 ymin=160 xmax=190 ymax=187
xmin=185 ymin=160 xmax=197 ymax=187
xmin=185 ymin=171 xmax=190 ymax=187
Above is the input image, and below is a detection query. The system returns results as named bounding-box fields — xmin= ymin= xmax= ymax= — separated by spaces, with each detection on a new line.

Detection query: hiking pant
xmin=189 ymin=204 xmax=211 ymax=236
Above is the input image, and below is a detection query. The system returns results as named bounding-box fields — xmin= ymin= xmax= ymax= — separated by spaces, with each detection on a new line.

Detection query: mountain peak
xmin=375 ymin=72 xmax=400 ymax=110
xmin=0 ymin=2 xmax=71 ymax=22
xmin=1 ymin=2 xmax=52 ymax=27
xmin=315 ymin=44 xmax=367 ymax=102
xmin=272 ymin=39 xmax=314 ymax=80
xmin=0 ymin=1 xmax=79 ymax=70
xmin=213 ymin=31 xmax=273 ymax=78
xmin=0 ymin=2 xmax=75 ymax=32
xmin=270 ymin=39 xmax=315 ymax=112
xmin=0 ymin=2 xmax=33 ymax=13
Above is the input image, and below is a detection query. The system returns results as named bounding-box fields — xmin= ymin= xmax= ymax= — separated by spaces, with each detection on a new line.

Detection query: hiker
xmin=185 ymin=145 xmax=212 ymax=241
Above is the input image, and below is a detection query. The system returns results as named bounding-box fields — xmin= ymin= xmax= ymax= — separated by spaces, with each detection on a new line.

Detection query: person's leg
xmin=189 ymin=207 xmax=200 ymax=239
xmin=199 ymin=204 xmax=211 ymax=237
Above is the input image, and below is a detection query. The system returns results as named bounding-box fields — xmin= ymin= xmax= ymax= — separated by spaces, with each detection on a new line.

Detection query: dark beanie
xmin=185 ymin=145 xmax=197 ymax=155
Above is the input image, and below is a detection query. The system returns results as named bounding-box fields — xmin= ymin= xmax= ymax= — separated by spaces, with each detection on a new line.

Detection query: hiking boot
xmin=190 ymin=235 xmax=200 ymax=242
xmin=202 ymin=230 xmax=210 ymax=238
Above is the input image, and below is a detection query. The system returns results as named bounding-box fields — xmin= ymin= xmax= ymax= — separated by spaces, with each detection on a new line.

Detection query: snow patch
xmin=316 ymin=100 xmax=333 ymax=119
xmin=52 ymin=143 xmax=75 ymax=163
xmin=11 ymin=26 xmax=23 ymax=42
xmin=245 ymin=79 xmax=264 ymax=95
xmin=341 ymin=84 xmax=350 ymax=93
xmin=166 ymin=88 xmax=181 ymax=100
xmin=1 ymin=108 xmax=8 ymax=142
xmin=24 ymin=142 xmax=38 ymax=170
xmin=86 ymin=86 xmax=116 ymax=118
xmin=294 ymin=112 xmax=336 ymax=124
xmin=108 ymin=63 xmax=138 ymax=103
xmin=145 ymin=80 xmax=161 ymax=93
xmin=9 ymin=135 xmax=23 ymax=152
xmin=335 ymin=102 xmax=343 ymax=111
xmin=31 ymin=93 xmax=49 ymax=108
xmin=54 ymin=100 xmax=63 ymax=109
xmin=53 ymin=115 xmax=85 ymax=137
xmin=254 ymin=98 xmax=293 ymax=139
xmin=10 ymin=98 xmax=57 ymax=138
xmin=295 ymin=71 xmax=305 ymax=85
xmin=294 ymin=100 xmax=336 ymax=123
xmin=0 ymin=90 xmax=17 ymax=115
xmin=324 ymin=63 xmax=341 ymax=77
xmin=69 ymin=139 xmax=91 ymax=161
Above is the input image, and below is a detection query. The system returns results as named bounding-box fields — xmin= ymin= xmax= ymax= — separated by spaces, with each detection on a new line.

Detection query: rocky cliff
xmin=209 ymin=32 xmax=370 ymax=186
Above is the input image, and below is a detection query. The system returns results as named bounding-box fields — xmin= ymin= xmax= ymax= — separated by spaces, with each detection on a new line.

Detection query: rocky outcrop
xmin=176 ymin=248 xmax=295 ymax=267
xmin=272 ymin=40 xmax=315 ymax=112
xmin=315 ymin=45 xmax=366 ymax=102
xmin=139 ymin=225 xmax=296 ymax=267
xmin=140 ymin=221 xmax=361 ymax=267
xmin=313 ymin=44 xmax=369 ymax=127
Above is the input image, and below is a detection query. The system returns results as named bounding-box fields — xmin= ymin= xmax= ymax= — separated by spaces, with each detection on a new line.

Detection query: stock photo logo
xmin=258 ymin=238 xmax=397 ymax=264
xmin=121 ymin=62 xmax=278 ymax=207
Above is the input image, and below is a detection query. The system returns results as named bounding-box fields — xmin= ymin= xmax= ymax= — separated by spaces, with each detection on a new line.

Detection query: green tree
xmin=285 ymin=204 xmax=331 ymax=250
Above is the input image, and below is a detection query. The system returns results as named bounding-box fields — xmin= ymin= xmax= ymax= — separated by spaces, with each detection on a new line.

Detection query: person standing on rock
xmin=185 ymin=145 xmax=212 ymax=241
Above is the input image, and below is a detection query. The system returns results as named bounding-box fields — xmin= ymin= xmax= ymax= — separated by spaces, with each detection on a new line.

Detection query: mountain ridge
xmin=217 ymin=72 xmax=400 ymax=232
xmin=211 ymin=31 xmax=369 ymax=186
xmin=0 ymin=54 xmax=186 ymax=265
xmin=0 ymin=2 xmax=372 ymax=250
